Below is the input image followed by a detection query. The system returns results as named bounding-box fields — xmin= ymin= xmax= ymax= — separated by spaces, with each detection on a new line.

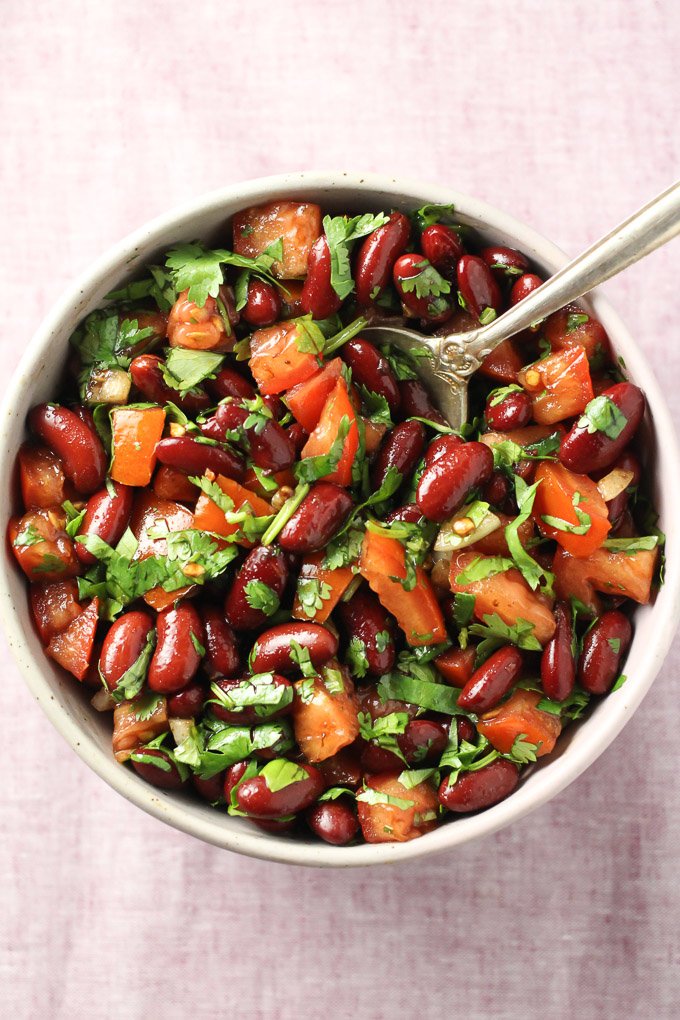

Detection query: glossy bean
xmin=438 ymin=759 xmax=519 ymax=812
xmin=167 ymin=681 xmax=206 ymax=719
xmin=99 ymin=610 xmax=154 ymax=694
xmin=155 ymin=436 xmax=245 ymax=481
xmin=75 ymin=481 xmax=134 ymax=566
xmin=29 ymin=403 xmax=107 ymax=494
xmin=355 ymin=211 xmax=411 ymax=307
xmin=393 ymin=253 xmax=453 ymax=322
xmin=372 ymin=420 xmax=426 ymax=490
xmin=456 ymin=255 xmax=503 ymax=320
xmin=485 ymin=389 xmax=532 ymax=431
xmin=559 ymin=383 xmax=645 ymax=474
xmin=340 ymin=337 xmax=401 ymax=415
xmin=416 ymin=440 xmax=494 ymax=522
xmin=424 ymin=433 xmax=462 ymax=466
xmin=278 ymin=482 xmax=353 ymax=554
xmin=457 ymin=718 xmax=477 ymax=744
xmin=235 ymin=761 xmax=325 ymax=818
xmin=130 ymin=354 xmax=211 ymax=413
xmin=578 ymin=610 xmax=632 ymax=695
xmin=201 ymin=605 xmax=241 ymax=677
xmin=206 ymin=366 xmax=256 ymax=402
xmin=224 ymin=546 xmax=289 ymax=631
xmin=306 ymin=800 xmax=359 ymax=845
xmin=148 ymin=603 xmax=204 ymax=693
xmin=480 ymin=245 xmax=530 ymax=279
xmin=250 ymin=622 xmax=339 ymax=675
xmin=457 ymin=645 xmax=523 ymax=712
xmin=540 ymin=601 xmax=575 ymax=702
xmin=482 ymin=470 xmax=511 ymax=507
xmin=398 ymin=378 xmax=447 ymax=426
xmin=131 ymin=749 xmax=187 ymax=791
xmin=601 ymin=450 xmax=641 ymax=525
xmin=287 ymin=422 xmax=309 ymax=455
xmin=510 ymin=273 xmax=543 ymax=305
xmin=211 ymin=673 xmax=293 ymax=724
xmin=383 ymin=502 xmax=426 ymax=525
xmin=241 ymin=279 xmax=282 ymax=327
xmin=421 ymin=224 xmax=465 ymax=280
xmin=317 ymin=748 xmax=363 ymax=789
xmin=337 ymin=587 xmax=396 ymax=677
xmin=206 ymin=401 xmax=296 ymax=472
xmin=300 ymin=236 xmax=342 ymax=319
xmin=224 ymin=760 xmax=250 ymax=803
xmin=398 ymin=719 xmax=448 ymax=764
xmin=360 ymin=741 xmax=403 ymax=773
xmin=193 ymin=770 xmax=226 ymax=803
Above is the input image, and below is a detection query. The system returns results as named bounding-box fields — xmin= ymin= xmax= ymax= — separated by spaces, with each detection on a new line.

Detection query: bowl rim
xmin=2 ymin=170 xmax=679 ymax=868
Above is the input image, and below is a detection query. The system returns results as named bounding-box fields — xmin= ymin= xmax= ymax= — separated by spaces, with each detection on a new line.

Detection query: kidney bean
xmin=439 ymin=758 xmax=519 ymax=812
xmin=99 ymin=610 xmax=154 ymax=694
xmin=317 ymin=748 xmax=363 ymax=789
xmin=356 ymin=685 xmax=419 ymax=723
xmin=578 ymin=610 xmax=632 ymax=695
xmin=480 ymin=245 xmax=530 ymax=279
xmin=383 ymin=502 xmax=426 ymax=525
xmin=235 ymin=761 xmax=325 ymax=818
xmin=224 ymin=760 xmax=250 ymax=803
xmin=250 ymin=622 xmax=338 ymax=675
xmin=300 ymin=235 xmax=342 ymax=319
xmin=201 ymin=605 xmax=240 ymax=677
xmin=168 ymin=681 xmax=206 ymax=718
xmin=355 ymin=211 xmax=411 ymax=307
xmin=559 ymin=382 xmax=645 ymax=474
xmin=541 ymin=602 xmax=575 ymax=702
xmin=224 ymin=546 xmax=289 ymax=631
xmin=155 ymin=436 xmax=245 ymax=482
xmin=306 ymin=799 xmax=359 ymax=845
xmin=457 ymin=255 xmax=503 ymax=321
xmin=457 ymin=718 xmax=477 ymax=744
xmin=398 ymin=378 xmax=447 ymax=426
xmin=132 ymin=748 xmax=187 ymax=791
xmin=193 ymin=770 xmax=226 ymax=803
xmin=393 ymin=253 xmax=453 ymax=322
xmin=253 ymin=816 xmax=298 ymax=834
xmin=482 ymin=470 xmax=511 ymax=507
xmin=398 ymin=719 xmax=448 ymax=763
xmin=205 ymin=401 xmax=296 ymax=473
xmin=337 ymin=588 xmax=396 ymax=677
xmin=211 ymin=674 xmax=293 ymax=724
xmin=416 ymin=440 xmax=493 ymax=522
xmin=206 ymin=366 xmax=256 ymax=402
xmin=340 ymin=337 xmax=401 ymax=415
xmin=29 ymin=403 xmax=106 ymax=494
xmin=599 ymin=450 xmax=641 ymax=525
xmin=457 ymin=645 xmax=523 ymax=712
xmin=242 ymin=278 xmax=282 ymax=327
xmin=287 ymin=422 xmax=309 ymax=455
xmin=510 ymin=273 xmax=543 ymax=305
xmin=130 ymin=354 xmax=211 ymax=413
xmin=421 ymin=224 xmax=465 ymax=280
xmin=19 ymin=443 xmax=68 ymax=509
xmin=485 ymin=389 xmax=532 ymax=431
xmin=278 ymin=482 xmax=353 ymax=554
xmin=372 ymin=420 xmax=425 ymax=492
xmin=360 ymin=741 xmax=403 ymax=773
xmin=148 ymin=603 xmax=204 ymax=693
xmin=424 ymin=433 xmax=462 ymax=467
xmin=75 ymin=481 xmax=134 ymax=566
xmin=261 ymin=394 xmax=286 ymax=420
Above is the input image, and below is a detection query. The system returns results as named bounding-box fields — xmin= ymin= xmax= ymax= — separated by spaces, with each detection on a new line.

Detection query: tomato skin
xmin=9 ymin=508 xmax=81 ymax=583
xmin=553 ymin=545 xmax=658 ymax=613
xmin=167 ymin=290 xmax=233 ymax=352
xmin=518 ymin=347 xmax=593 ymax=424
xmin=232 ymin=201 xmax=322 ymax=280
xmin=46 ymin=598 xmax=99 ymax=681
xmin=477 ymin=689 xmax=562 ymax=757
xmin=192 ymin=474 xmax=271 ymax=548
xmin=292 ymin=553 xmax=354 ymax=623
xmin=286 ymin=358 xmax=343 ymax=433
xmin=544 ymin=306 xmax=611 ymax=361
xmin=110 ymin=407 xmax=166 ymax=487
xmin=30 ymin=580 xmax=82 ymax=644
xmin=300 ymin=379 xmax=359 ymax=488
xmin=292 ymin=673 xmax=360 ymax=762
xmin=532 ymin=462 xmax=611 ymax=558
xmin=479 ymin=339 xmax=524 ymax=383
xmin=19 ymin=444 xmax=67 ymax=509
xmin=249 ymin=320 xmax=320 ymax=394
xmin=357 ymin=772 xmax=439 ymax=843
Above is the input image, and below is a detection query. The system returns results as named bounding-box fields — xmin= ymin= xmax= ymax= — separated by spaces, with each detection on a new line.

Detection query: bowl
xmin=2 ymin=171 xmax=679 ymax=868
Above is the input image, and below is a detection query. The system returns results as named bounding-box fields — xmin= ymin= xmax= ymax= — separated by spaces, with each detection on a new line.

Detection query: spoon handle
xmin=465 ymin=179 xmax=680 ymax=361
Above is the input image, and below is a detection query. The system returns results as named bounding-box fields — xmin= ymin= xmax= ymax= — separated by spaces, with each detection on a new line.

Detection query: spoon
xmin=363 ymin=180 xmax=680 ymax=428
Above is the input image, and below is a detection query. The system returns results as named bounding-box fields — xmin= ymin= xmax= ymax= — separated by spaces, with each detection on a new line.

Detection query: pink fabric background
xmin=2 ymin=2 xmax=679 ymax=1016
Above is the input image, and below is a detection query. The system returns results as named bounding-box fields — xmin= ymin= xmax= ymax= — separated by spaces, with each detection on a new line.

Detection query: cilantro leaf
xmin=72 ymin=312 xmax=155 ymax=373
xmin=358 ymin=386 xmax=393 ymax=427
xmin=358 ymin=711 xmax=409 ymax=760
xmin=259 ymin=758 xmax=310 ymax=793
xmin=455 ymin=555 xmax=513 ymax=584
xmin=13 ymin=523 xmax=44 ymax=548
xmin=399 ymin=260 xmax=451 ymax=300
xmin=577 ymin=394 xmax=628 ymax=441
xmin=209 ymin=675 xmax=293 ymax=719
xmin=165 ymin=241 xmax=283 ymax=307
xmin=318 ymin=787 xmax=356 ymax=802
xmin=566 ymin=312 xmax=589 ymax=332
xmin=505 ymin=476 xmax=554 ymax=595
xmin=503 ymin=733 xmax=540 ymax=764
xmin=323 ymin=212 xmax=390 ymax=300
xmin=469 ymin=613 xmax=542 ymax=661
xmin=542 ymin=491 xmax=592 ymax=536
xmin=411 ymin=203 xmax=458 ymax=230
xmin=602 ymin=535 xmax=659 ymax=554
xmin=346 ymin=637 xmax=370 ymax=679
xmin=323 ymin=525 xmax=364 ymax=570
xmin=377 ymin=672 xmax=475 ymax=718
xmin=355 ymin=786 xmax=414 ymax=811
xmin=161 ymin=349 xmax=225 ymax=396
xmin=62 ymin=501 xmax=87 ymax=539
xmin=108 ymin=628 xmax=156 ymax=703
xmin=197 ymin=720 xmax=294 ymax=779
xmin=288 ymin=639 xmax=317 ymax=678
xmin=244 ymin=581 xmax=281 ymax=617
xmin=296 ymin=577 xmax=332 ymax=619
xmin=294 ymin=417 xmax=350 ymax=483
xmin=106 ymin=266 xmax=176 ymax=313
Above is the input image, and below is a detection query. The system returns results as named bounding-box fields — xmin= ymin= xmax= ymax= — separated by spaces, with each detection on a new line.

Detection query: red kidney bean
xmin=480 ymin=245 xmax=530 ymax=279
xmin=131 ymin=749 xmax=187 ymax=791
xmin=130 ymin=354 xmax=211 ymax=413
xmin=75 ymin=481 xmax=134 ymax=566
xmin=372 ymin=420 xmax=426 ymax=490
xmin=398 ymin=719 xmax=448 ymax=764
xmin=340 ymin=337 xmax=401 ymax=415
xmin=578 ymin=610 xmax=632 ymax=695
xmin=287 ymin=422 xmax=309 ymax=455
xmin=317 ymin=748 xmax=363 ymax=789
xmin=300 ymin=235 xmax=342 ymax=319
xmin=482 ymin=470 xmax=511 ymax=507
xmin=337 ymin=587 xmax=396 ymax=677
xmin=224 ymin=546 xmax=289 ymax=631
xmin=457 ymin=718 xmax=477 ymax=744
xmin=485 ymin=389 xmax=532 ymax=431
xmin=193 ymin=770 xmax=226 ymax=803
xmin=168 ymin=681 xmax=206 ymax=718
xmin=148 ymin=603 xmax=204 ymax=693
xmin=416 ymin=440 xmax=493 ymax=522
xmin=356 ymin=686 xmax=419 ymax=723
xmin=241 ymin=278 xmax=282 ymax=327
xmin=206 ymin=366 xmax=256 ymax=402
xmin=599 ymin=450 xmax=641 ymax=525
xmin=211 ymin=673 xmax=293 ymax=724
xmin=541 ymin=602 xmax=575 ymax=702
xmin=355 ymin=211 xmax=411 ymax=307
xmin=224 ymin=760 xmax=250 ymax=802
xmin=99 ymin=610 xmax=154 ymax=694
xmin=393 ymin=254 xmax=453 ymax=322
xmin=29 ymin=404 xmax=106 ymax=494
xmin=155 ymin=435 xmax=245 ymax=482
xmin=252 ymin=816 xmax=298 ymax=834
xmin=456 ymin=255 xmax=503 ymax=320
xmin=306 ymin=799 xmax=359 ymax=845
xmin=201 ymin=605 xmax=241 ymax=677
xmin=383 ymin=502 xmax=426 ymax=524
xmin=559 ymin=382 xmax=645 ymax=474
xmin=236 ymin=761 xmax=325 ymax=818
xmin=261 ymin=393 xmax=286 ymax=420
xmin=510 ymin=273 xmax=543 ymax=305
xmin=278 ymin=482 xmax=353 ymax=554
xmin=424 ymin=433 xmax=462 ymax=467
xmin=360 ymin=742 xmax=404 ymax=773
xmin=398 ymin=378 xmax=447 ymax=426
xmin=438 ymin=759 xmax=519 ymax=812
xmin=421 ymin=224 xmax=465 ymax=280
xmin=250 ymin=622 xmax=339 ymax=675
xmin=204 ymin=401 xmax=296 ymax=473
xmin=457 ymin=645 xmax=523 ymax=712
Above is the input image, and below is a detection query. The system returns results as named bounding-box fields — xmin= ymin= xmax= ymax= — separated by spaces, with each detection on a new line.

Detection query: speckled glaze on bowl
xmin=2 ymin=172 xmax=678 ymax=867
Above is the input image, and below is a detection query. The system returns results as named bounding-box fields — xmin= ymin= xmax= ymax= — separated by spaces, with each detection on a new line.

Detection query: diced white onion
xmin=596 ymin=468 xmax=635 ymax=502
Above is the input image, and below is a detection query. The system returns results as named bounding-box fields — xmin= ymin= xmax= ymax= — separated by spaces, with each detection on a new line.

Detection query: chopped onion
xmin=596 ymin=467 xmax=635 ymax=502
xmin=86 ymin=368 xmax=131 ymax=405
xmin=435 ymin=506 xmax=501 ymax=553
xmin=169 ymin=717 xmax=194 ymax=745
xmin=91 ymin=688 xmax=116 ymax=712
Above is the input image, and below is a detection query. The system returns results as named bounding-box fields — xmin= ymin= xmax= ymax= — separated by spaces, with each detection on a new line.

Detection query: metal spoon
xmin=363 ymin=180 xmax=680 ymax=428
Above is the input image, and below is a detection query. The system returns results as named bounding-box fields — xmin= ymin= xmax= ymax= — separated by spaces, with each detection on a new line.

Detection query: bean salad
xmin=9 ymin=199 xmax=662 ymax=845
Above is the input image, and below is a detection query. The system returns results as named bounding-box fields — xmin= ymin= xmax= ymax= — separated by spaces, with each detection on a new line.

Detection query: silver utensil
xmin=363 ymin=180 xmax=680 ymax=428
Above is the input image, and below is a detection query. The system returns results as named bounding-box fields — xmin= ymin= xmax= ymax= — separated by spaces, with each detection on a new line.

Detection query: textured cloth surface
xmin=1 ymin=2 xmax=679 ymax=1017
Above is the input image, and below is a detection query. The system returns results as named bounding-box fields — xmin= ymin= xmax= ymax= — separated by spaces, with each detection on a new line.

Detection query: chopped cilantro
xmin=566 ymin=312 xmax=589 ymax=333
xmin=296 ymin=577 xmax=332 ymax=619
xmin=294 ymin=418 xmax=350 ymax=483
xmin=455 ymin=555 xmax=513 ymax=585
xmin=505 ymin=476 xmax=554 ymax=595
xmin=107 ymin=629 xmax=156 ymax=703
xmin=346 ymin=637 xmax=370 ymax=679
xmin=260 ymin=758 xmax=310 ymax=793
xmin=577 ymin=395 xmax=628 ymax=441
xmin=165 ymin=240 xmax=283 ymax=306
xmin=161 ymin=348 xmax=225 ymax=396
xmin=244 ymin=580 xmax=281 ymax=617
xmin=323 ymin=212 xmax=390 ymax=300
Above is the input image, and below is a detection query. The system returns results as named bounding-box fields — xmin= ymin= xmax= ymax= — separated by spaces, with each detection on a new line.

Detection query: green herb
xmin=244 ymin=580 xmax=281 ymax=617
xmin=358 ymin=386 xmax=393 ymax=427
xmin=209 ymin=675 xmax=293 ymax=719
xmin=32 ymin=554 xmax=67 ymax=575
xmin=108 ymin=628 xmax=156 ymax=702
xmin=323 ymin=525 xmax=364 ymax=570
xmin=172 ymin=722 xmax=203 ymax=770
xmin=377 ymin=673 xmax=475 ymax=718
xmin=294 ymin=417 xmax=350 ymax=483
xmin=504 ymin=733 xmax=540 ymax=764
xmin=323 ymin=212 xmax=390 ymax=300
xmin=161 ymin=348 xmax=225 ymax=395
xmin=479 ymin=307 xmax=497 ymax=325
xmin=190 ymin=631 xmax=205 ymax=656
xmin=322 ymin=665 xmax=345 ymax=696
xmin=71 ymin=313 xmax=156 ymax=375
xmin=13 ymin=523 xmax=44 ymax=548
xmin=106 ymin=266 xmax=176 ymax=312
xmin=165 ymin=240 xmax=283 ymax=306
xmin=318 ymin=787 xmax=356 ymax=802
xmin=608 ymin=637 xmax=621 ymax=653
xmin=322 ymin=316 xmax=370 ymax=356
xmin=289 ymin=639 xmax=317 ymax=677
xmin=611 ymin=673 xmax=628 ymax=692
xmin=62 ymin=500 xmax=87 ymax=538
xmin=411 ymin=202 xmax=458 ymax=230
xmin=566 ymin=312 xmax=589 ymax=332
xmin=468 ymin=613 xmax=541 ymax=662
xmin=133 ymin=692 xmax=165 ymax=722
xmin=397 ymin=768 xmax=439 ymax=789
xmin=346 ymin=637 xmax=370 ymax=679
xmin=293 ymin=314 xmax=327 ymax=355
xmin=375 ymin=630 xmax=391 ymax=654
xmin=296 ymin=577 xmax=332 ymax=619
xmin=491 ymin=432 xmax=560 ymax=474
xmin=455 ymin=555 xmax=513 ymax=585
xmin=260 ymin=758 xmax=310 ymax=793
xmin=535 ymin=686 xmax=590 ymax=720
xmin=399 ymin=260 xmax=451 ymax=300
xmin=505 ymin=476 xmax=554 ymax=595
xmin=296 ymin=676 xmax=317 ymax=704
xmin=602 ymin=535 xmax=659 ymax=554
xmin=542 ymin=491 xmax=592 ymax=535
xmin=260 ymin=482 xmax=309 ymax=545
xmin=439 ymin=728 xmax=498 ymax=781
xmin=453 ymin=592 xmax=476 ymax=628
xmin=488 ymin=384 xmax=524 ymax=407
xmin=577 ymin=394 xmax=628 ymax=441
xmin=365 ymin=517 xmax=436 ymax=593
xmin=355 ymin=786 xmax=414 ymax=811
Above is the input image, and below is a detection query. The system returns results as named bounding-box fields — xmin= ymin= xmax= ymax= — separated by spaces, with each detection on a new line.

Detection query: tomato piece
xmin=285 ymin=358 xmax=343 ymax=432
xmin=532 ymin=462 xmax=610 ymax=557
xmin=167 ymin=290 xmax=232 ymax=352
xmin=435 ymin=646 xmax=476 ymax=686
xmin=30 ymin=580 xmax=82 ymax=644
xmin=8 ymin=508 xmax=80 ymax=583
xmin=18 ymin=444 xmax=67 ymax=509
xmin=292 ymin=552 xmax=355 ymax=623
xmin=357 ymin=772 xmax=440 ymax=843
xmin=518 ymin=347 xmax=593 ymax=425
xmin=112 ymin=696 xmax=169 ymax=762
xmin=153 ymin=465 xmax=199 ymax=504
xmin=249 ymin=320 xmax=320 ymax=395
xmin=449 ymin=551 xmax=556 ymax=645
xmin=477 ymin=689 xmax=562 ymax=757
xmin=544 ymin=306 xmax=611 ymax=362
xmin=362 ymin=419 xmax=388 ymax=455
xmin=232 ymin=200 xmax=322 ymax=279
xmin=292 ymin=673 xmax=359 ymax=762
xmin=130 ymin=492 xmax=194 ymax=609
xmin=470 ymin=512 xmax=535 ymax=557
xmin=192 ymin=473 xmax=272 ymax=547
xmin=553 ymin=545 xmax=658 ymax=613
xmin=360 ymin=529 xmax=447 ymax=646
xmin=46 ymin=598 xmax=99 ymax=681
xmin=300 ymin=379 xmax=359 ymax=488
xmin=110 ymin=406 xmax=166 ymax=487
xmin=479 ymin=338 xmax=524 ymax=382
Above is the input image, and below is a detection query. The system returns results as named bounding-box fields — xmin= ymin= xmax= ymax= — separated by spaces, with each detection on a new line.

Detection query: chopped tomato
xmin=130 ymin=492 xmax=194 ymax=610
xmin=554 ymin=545 xmax=658 ymax=613
xmin=285 ymin=358 xmax=343 ymax=432
xmin=192 ymin=473 xmax=272 ymax=547
xmin=249 ymin=320 xmax=321 ymax=394
xmin=153 ymin=465 xmax=199 ymax=504
xmin=518 ymin=347 xmax=593 ymax=424
xmin=30 ymin=580 xmax=82 ymax=643
xmin=46 ymin=598 xmax=99 ymax=681
xmin=357 ymin=772 xmax=440 ymax=843
xmin=18 ymin=444 xmax=67 ymax=509
xmin=8 ymin=508 xmax=80 ymax=582
xmin=301 ymin=378 xmax=359 ymax=488
xmin=360 ymin=529 xmax=447 ymax=646
xmin=544 ymin=306 xmax=611 ymax=362
xmin=470 ymin=512 xmax=535 ymax=557
xmin=449 ymin=550 xmax=556 ymax=645
xmin=232 ymin=200 xmax=322 ymax=279
xmin=479 ymin=338 xmax=524 ymax=382
xmin=167 ymin=290 xmax=232 ymax=352
xmin=110 ymin=406 xmax=166 ymax=487
xmin=477 ymin=689 xmax=562 ymax=757
xmin=292 ymin=673 xmax=360 ymax=762
xmin=112 ymin=696 xmax=168 ymax=763
xmin=435 ymin=646 xmax=476 ymax=686
xmin=532 ymin=462 xmax=610 ymax=558
xmin=292 ymin=552 xmax=355 ymax=623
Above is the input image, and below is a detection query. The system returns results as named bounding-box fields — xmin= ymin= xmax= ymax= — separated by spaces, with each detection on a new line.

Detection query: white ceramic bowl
xmin=2 ymin=172 xmax=679 ymax=868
